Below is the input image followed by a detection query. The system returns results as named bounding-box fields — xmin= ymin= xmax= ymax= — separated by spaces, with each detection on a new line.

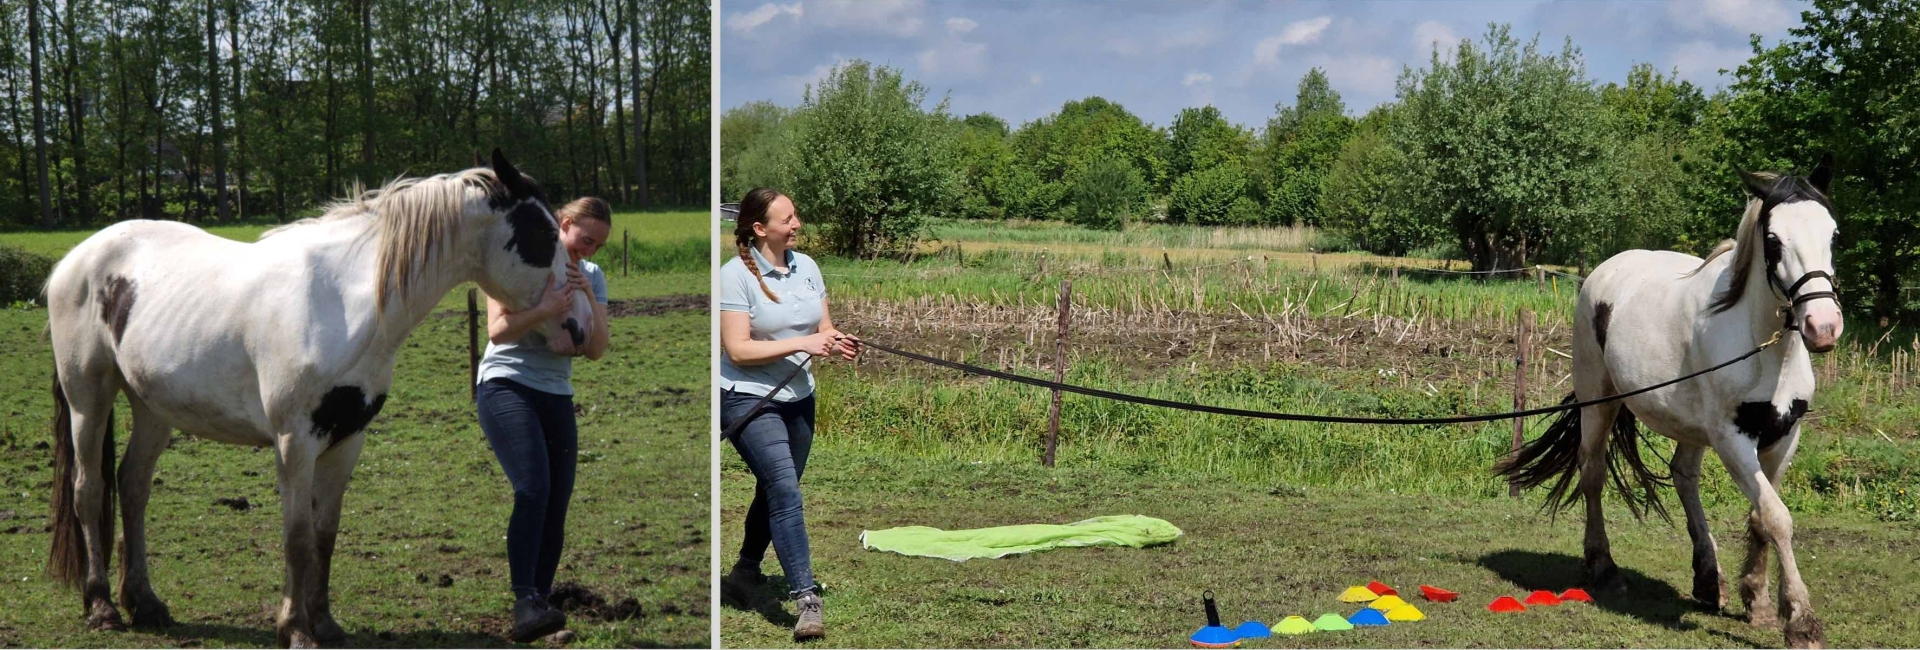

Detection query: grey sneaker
xmin=721 ymin=563 xmax=765 ymax=605
xmin=792 ymin=590 xmax=824 ymax=641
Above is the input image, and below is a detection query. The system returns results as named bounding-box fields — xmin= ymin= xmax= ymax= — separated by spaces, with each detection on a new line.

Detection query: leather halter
xmin=1774 ymin=269 xmax=1838 ymax=332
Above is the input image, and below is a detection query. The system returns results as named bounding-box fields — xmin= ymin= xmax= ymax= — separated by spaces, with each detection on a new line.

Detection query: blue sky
xmin=720 ymin=0 xmax=1808 ymax=128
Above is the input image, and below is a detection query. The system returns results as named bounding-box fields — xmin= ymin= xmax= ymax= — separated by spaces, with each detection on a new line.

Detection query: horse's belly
xmin=120 ymin=348 xmax=274 ymax=445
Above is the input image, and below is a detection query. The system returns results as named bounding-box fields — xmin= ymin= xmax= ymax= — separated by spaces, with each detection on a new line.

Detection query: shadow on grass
xmin=1476 ymin=549 xmax=1772 ymax=646
xmin=720 ymin=572 xmax=799 ymax=630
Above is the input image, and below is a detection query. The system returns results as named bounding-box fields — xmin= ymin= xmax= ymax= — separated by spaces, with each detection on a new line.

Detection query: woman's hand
xmin=827 ymin=331 xmax=862 ymax=361
xmin=534 ymin=280 xmax=574 ymax=318
xmin=795 ymin=332 xmax=839 ymax=358
xmin=562 ymin=262 xmax=591 ymax=297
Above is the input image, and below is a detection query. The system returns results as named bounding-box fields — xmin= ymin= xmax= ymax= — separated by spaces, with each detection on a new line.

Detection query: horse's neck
xmin=1708 ymin=244 xmax=1804 ymax=368
xmin=308 ymin=210 xmax=483 ymax=359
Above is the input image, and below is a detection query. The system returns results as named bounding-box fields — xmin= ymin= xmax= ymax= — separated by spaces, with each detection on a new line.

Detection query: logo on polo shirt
xmin=805 ymin=277 xmax=818 ymax=292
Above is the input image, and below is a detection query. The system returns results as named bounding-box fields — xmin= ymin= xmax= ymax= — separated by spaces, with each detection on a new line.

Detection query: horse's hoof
xmin=1748 ymin=607 xmax=1779 ymax=628
xmin=1691 ymin=574 xmax=1727 ymax=612
xmin=85 ymin=598 xmax=126 ymax=632
xmin=286 ymin=630 xmax=321 ymax=649
xmin=1785 ymin=614 xmax=1825 ymax=649
xmin=1585 ymin=559 xmax=1626 ymax=593
xmin=313 ymin=614 xmax=346 ymax=644
xmin=125 ymin=595 xmax=175 ymax=629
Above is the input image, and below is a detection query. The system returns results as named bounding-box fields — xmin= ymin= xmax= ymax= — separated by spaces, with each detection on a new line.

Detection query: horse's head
xmin=475 ymin=149 xmax=596 ymax=355
xmin=1740 ymin=154 xmax=1842 ymax=352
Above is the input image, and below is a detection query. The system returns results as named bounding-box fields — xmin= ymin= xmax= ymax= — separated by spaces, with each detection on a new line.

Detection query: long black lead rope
xmin=853 ymin=332 xmax=1784 ymax=426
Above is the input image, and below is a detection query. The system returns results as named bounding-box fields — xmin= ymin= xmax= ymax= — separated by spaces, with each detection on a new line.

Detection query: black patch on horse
xmin=503 ymin=201 xmax=559 ymax=268
xmin=561 ymin=317 xmax=585 ymax=346
xmin=98 ymin=275 xmax=136 ymax=344
xmin=1592 ymin=302 xmax=1612 ymax=350
xmin=310 ymin=386 xmax=387 ymax=446
xmin=1733 ymin=399 xmax=1809 ymax=450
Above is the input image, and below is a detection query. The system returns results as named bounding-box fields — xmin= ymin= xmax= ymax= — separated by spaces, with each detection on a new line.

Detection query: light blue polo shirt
xmin=476 ymin=259 xmax=608 ymax=396
xmin=719 ymin=246 xmax=826 ymax=402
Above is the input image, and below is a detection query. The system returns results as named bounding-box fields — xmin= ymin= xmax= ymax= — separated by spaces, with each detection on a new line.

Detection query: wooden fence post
xmin=1045 ymin=279 xmax=1072 ymax=468
xmin=467 ymin=288 xmax=480 ymax=399
xmin=1509 ymin=308 xmax=1532 ymax=498
xmin=1163 ymin=251 xmax=1173 ymax=272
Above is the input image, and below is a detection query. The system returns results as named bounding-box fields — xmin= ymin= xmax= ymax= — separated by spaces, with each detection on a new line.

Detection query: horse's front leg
xmin=308 ymin=433 xmax=366 ymax=645
xmin=1715 ymin=431 xmax=1824 ymax=648
xmin=273 ymin=433 xmax=324 ymax=649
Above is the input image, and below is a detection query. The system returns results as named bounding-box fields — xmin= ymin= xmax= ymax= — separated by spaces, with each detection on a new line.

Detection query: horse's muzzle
xmin=1798 ymin=303 xmax=1843 ymax=353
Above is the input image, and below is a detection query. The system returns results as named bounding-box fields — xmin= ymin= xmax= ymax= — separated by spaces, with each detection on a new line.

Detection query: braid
xmin=738 ymin=243 xmax=780 ymax=303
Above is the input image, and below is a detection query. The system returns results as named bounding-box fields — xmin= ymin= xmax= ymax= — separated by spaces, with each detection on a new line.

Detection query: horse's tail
xmin=48 ymin=371 xmax=115 ymax=590
xmin=1495 ymin=394 xmax=1671 ymax=522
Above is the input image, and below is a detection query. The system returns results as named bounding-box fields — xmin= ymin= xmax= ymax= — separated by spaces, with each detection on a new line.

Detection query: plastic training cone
xmin=1190 ymin=591 xmax=1240 ymax=648
xmin=1275 ymin=616 xmax=1317 ymax=635
xmin=1348 ymin=608 xmax=1391 ymax=627
xmin=1419 ymin=584 xmax=1459 ymax=602
xmin=1338 ymin=585 xmax=1381 ymax=602
xmin=1524 ymin=590 xmax=1563 ymax=606
xmin=1233 ymin=621 xmax=1271 ymax=639
xmin=1385 ymin=604 xmax=1426 ymax=622
xmin=1366 ymin=580 xmax=1399 ymax=597
xmin=1367 ymin=595 xmax=1410 ymax=611
xmin=1559 ymin=588 xmax=1593 ymax=603
xmin=1312 ymin=613 xmax=1354 ymax=631
xmin=1487 ymin=595 xmax=1527 ymax=613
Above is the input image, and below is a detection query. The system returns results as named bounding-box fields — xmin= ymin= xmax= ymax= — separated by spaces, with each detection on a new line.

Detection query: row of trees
xmin=722 ymin=2 xmax=1919 ymax=321
xmin=0 ymin=0 xmax=709 ymax=228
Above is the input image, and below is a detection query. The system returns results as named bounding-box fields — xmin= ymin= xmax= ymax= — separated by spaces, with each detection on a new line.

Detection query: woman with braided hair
xmin=718 ymin=187 xmax=859 ymax=641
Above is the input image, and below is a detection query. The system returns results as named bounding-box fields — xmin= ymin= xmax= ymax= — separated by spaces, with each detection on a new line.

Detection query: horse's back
xmin=1575 ymin=249 xmax=1723 ymax=443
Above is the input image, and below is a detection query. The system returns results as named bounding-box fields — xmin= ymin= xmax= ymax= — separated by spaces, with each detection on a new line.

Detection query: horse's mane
xmin=262 ymin=167 xmax=508 ymax=308
xmin=1686 ymin=171 xmax=1833 ymax=313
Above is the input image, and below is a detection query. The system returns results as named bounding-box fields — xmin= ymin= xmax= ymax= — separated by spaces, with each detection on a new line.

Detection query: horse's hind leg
xmin=308 ymin=433 xmax=366 ymax=644
xmin=1673 ymin=443 xmax=1725 ymax=610
xmin=64 ymin=380 xmax=125 ymax=631
xmin=1577 ymin=401 xmax=1623 ymax=591
xmin=116 ymin=395 xmax=174 ymax=628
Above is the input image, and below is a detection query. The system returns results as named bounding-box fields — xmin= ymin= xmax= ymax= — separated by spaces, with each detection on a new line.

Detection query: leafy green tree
xmin=720 ymin=100 xmax=790 ymax=200
xmin=1320 ymin=106 xmax=1437 ymax=255
xmin=1168 ymin=162 xmax=1255 ymax=225
xmin=953 ymin=112 xmax=1037 ymax=219
xmin=783 ymin=60 xmax=961 ymax=258
xmin=1009 ymin=96 xmax=1166 ymax=219
xmin=1258 ymin=68 xmax=1353 ymax=226
xmin=1391 ymin=24 xmax=1612 ymax=271
xmin=1070 ymin=155 xmax=1146 ymax=230
xmin=1166 ymin=105 xmax=1251 ymax=182
xmin=1724 ymin=0 xmax=1920 ymax=320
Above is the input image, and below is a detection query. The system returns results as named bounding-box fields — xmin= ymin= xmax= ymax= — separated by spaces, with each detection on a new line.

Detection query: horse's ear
xmin=491 ymin=148 xmax=529 ymax=199
xmin=1738 ymin=169 xmax=1775 ymax=200
xmin=1808 ymin=153 xmax=1834 ymax=195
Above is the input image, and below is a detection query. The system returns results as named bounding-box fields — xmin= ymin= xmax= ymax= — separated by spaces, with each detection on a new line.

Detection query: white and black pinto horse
xmin=44 ymin=150 xmax=594 ymax=647
xmin=1500 ymin=155 xmax=1843 ymax=648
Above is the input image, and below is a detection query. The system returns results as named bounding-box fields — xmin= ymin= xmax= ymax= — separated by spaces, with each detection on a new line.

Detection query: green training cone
xmin=1312 ymin=613 xmax=1355 ymax=631
xmin=1275 ymin=616 xmax=1317 ymax=635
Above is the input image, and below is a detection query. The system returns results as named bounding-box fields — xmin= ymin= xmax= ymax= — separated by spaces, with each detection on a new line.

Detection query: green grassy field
xmin=720 ymin=220 xmax=1920 ymax=648
xmin=0 ymin=214 xmax=711 ymax=648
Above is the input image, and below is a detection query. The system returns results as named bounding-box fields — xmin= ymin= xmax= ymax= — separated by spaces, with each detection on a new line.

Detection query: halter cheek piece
xmin=1774 ymin=269 xmax=1839 ymax=332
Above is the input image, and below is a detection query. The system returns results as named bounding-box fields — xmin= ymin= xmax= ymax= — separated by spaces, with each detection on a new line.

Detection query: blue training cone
xmin=1232 ymin=620 xmax=1271 ymax=639
xmin=1348 ymin=608 xmax=1391 ymax=627
xmin=1190 ymin=591 xmax=1240 ymax=648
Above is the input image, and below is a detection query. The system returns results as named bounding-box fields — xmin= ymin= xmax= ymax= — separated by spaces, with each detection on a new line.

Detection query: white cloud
xmin=1671 ymin=40 xmax=1750 ymax=83
xmin=919 ymin=40 xmax=989 ymax=77
xmin=806 ymin=0 xmax=926 ymax=38
xmin=1183 ymin=71 xmax=1213 ymax=87
xmin=727 ymin=2 xmax=802 ymax=33
xmin=1411 ymin=20 xmax=1457 ymax=56
xmin=1255 ymin=16 xmax=1332 ymax=66
xmin=946 ymin=17 xmax=978 ymax=34
xmin=1666 ymin=0 xmax=1799 ymax=34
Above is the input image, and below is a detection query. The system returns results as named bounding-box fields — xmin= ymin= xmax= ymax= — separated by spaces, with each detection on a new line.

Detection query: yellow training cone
xmin=1385 ymin=604 xmax=1426 ymax=622
xmin=1275 ymin=616 xmax=1317 ymax=635
xmin=1338 ymin=586 xmax=1380 ymax=602
xmin=1367 ymin=595 xmax=1410 ymax=611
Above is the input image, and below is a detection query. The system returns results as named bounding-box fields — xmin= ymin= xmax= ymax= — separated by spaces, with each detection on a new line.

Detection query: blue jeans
xmin=475 ymin=378 xmax=578 ymax=600
xmin=722 ymin=389 xmax=817 ymax=596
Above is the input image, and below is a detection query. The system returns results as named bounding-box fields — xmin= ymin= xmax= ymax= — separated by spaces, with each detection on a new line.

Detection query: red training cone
xmin=1487 ymin=595 xmax=1527 ymax=613
xmin=1366 ymin=581 xmax=1399 ymax=597
xmin=1418 ymin=585 xmax=1458 ymax=603
xmin=1524 ymin=590 xmax=1562 ymax=606
xmin=1559 ymin=588 xmax=1593 ymax=603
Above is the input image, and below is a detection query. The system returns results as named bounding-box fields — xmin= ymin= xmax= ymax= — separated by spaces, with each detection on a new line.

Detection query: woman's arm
xmin=581 ymin=300 xmax=610 ymax=361
xmin=721 ymin=310 xmax=835 ymax=365
xmin=817 ymin=298 xmax=861 ymax=360
xmin=487 ymin=285 xmax=570 ymax=345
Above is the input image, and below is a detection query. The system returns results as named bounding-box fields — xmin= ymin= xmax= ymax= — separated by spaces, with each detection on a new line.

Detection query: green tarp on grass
xmin=859 ymin=515 xmax=1183 ymax=562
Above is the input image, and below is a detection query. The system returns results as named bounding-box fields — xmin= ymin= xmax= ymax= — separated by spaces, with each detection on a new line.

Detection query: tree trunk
xmin=207 ymin=0 xmax=229 ymax=222
xmin=29 ymin=0 xmax=55 ymax=227
xmin=597 ymin=0 xmax=628 ymax=203
xmin=632 ymin=0 xmax=649 ymax=207
xmin=228 ymin=0 xmax=245 ymax=220
xmin=359 ymin=0 xmax=374 ymax=181
xmin=61 ymin=0 xmax=91 ymax=224
xmin=4 ymin=36 xmax=35 ymax=221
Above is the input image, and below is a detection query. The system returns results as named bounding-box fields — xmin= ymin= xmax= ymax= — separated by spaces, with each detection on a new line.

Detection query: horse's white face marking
xmin=1768 ymin=201 xmax=1843 ymax=351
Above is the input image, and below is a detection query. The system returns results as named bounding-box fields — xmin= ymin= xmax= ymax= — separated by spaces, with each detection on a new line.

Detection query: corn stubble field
xmin=720 ymin=221 xmax=1920 ymax=648
xmin=0 ymin=211 xmax=709 ymax=648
